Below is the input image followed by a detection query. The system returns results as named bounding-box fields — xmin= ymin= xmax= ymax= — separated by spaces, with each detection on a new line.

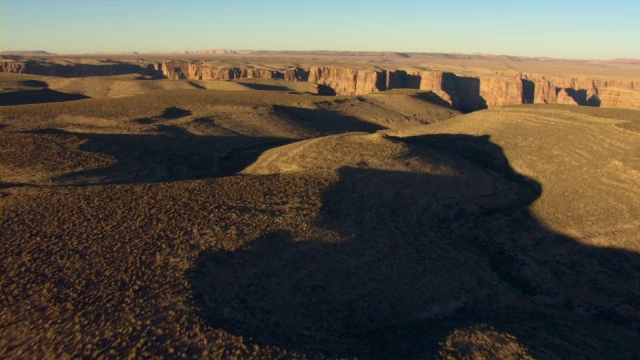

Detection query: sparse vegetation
xmin=438 ymin=325 xmax=535 ymax=360
xmin=1 ymin=71 xmax=639 ymax=359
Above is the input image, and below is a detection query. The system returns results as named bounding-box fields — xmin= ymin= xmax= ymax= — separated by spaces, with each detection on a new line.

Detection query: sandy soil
xmin=1 ymin=74 xmax=639 ymax=359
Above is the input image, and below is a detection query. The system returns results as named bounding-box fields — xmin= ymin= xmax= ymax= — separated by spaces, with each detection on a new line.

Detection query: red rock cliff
xmin=3 ymin=59 xmax=639 ymax=111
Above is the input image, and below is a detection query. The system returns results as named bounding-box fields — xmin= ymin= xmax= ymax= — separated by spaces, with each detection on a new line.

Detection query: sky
xmin=2 ymin=0 xmax=639 ymax=60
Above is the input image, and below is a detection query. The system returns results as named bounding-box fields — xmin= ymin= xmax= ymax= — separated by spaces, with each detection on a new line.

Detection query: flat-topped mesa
xmin=2 ymin=58 xmax=639 ymax=111
xmin=151 ymin=60 xmax=288 ymax=81
xmin=151 ymin=61 xmax=381 ymax=95
xmin=0 ymin=59 xmax=160 ymax=78
xmin=410 ymin=71 xmax=637 ymax=110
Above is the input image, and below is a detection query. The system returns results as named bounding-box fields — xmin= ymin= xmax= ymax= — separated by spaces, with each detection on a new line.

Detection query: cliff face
xmin=2 ymin=59 xmax=638 ymax=111
xmin=308 ymin=67 xmax=385 ymax=96
xmin=152 ymin=62 xmax=383 ymax=96
xmin=0 ymin=60 xmax=160 ymax=78
xmin=479 ymin=77 xmax=523 ymax=108
xmin=152 ymin=61 xmax=286 ymax=81
xmin=1 ymin=61 xmax=26 ymax=74
xmin=598 ymin=87 xmax=640 ymax=110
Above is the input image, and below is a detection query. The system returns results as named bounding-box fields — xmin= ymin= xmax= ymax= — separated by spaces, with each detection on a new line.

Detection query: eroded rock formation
xmin=151 ymin=61 xmax=285 ymax=81
xmin=1 ymin=59 xmax=160 ymax=78
xmin=2 ymin=58 xmax=638 ymax=111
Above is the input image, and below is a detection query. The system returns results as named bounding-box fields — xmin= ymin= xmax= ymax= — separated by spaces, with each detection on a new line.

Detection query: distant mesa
xmin=1 ymin=50 xmax=56 ymax=56
xmin=93 ymin=51 xmax=140 ymax=55
xmin=609 ymin=58 xmax=640 ymax=64
xmin=176 ymin=49 xmax=248 ymax=55
xmin=1 ymin=51 xmax=639 ymax=111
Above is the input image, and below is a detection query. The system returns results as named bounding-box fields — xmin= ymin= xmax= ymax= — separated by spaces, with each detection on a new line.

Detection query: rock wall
xmin=1 ymin=60 xmax=160 ymax=78
xmin=307 ymin=67 xmax=385 ymax=96
xmin=598 ymin=87 xmax=640 ymax=110
xmin=2 ymin=59 xmax=638 ymax=111
xmin=479 ymin=76 xmax=523 ymax=108
xmin=151 ymin=61 xmax=286 ymax=81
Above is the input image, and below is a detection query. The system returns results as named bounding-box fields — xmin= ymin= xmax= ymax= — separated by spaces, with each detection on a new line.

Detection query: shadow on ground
xmin=15 ymin=106 xmax=388 ymax=185
xmin=133 ymin=106 xmax=193 ymax=124
xmin=413 ymin=91 xmax=455 ymax=109
xmin=28 ymin=124 xmax=292 ymax=185
xmin=189 ymin=134 xmax=640 ymax=358
xmin=1 ymin=89 xmax=90 ymax=106
xmin=18 ymin=105 xmax=276 ymax=184
xmin=238 ymin=82 xmax=293 ymax=92
xmin=18 ymin=80 xmax=49 ymax=88
xmin=273 ymin=105 xmax=386 ymax=135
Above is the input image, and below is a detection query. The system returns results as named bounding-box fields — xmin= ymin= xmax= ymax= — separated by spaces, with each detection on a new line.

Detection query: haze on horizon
xmin=2 ymin=0 xmax=639 ymax=60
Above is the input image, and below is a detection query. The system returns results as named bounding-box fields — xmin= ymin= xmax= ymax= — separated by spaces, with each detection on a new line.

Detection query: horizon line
xmin=2 ymin=49 xmax=639 ymax=63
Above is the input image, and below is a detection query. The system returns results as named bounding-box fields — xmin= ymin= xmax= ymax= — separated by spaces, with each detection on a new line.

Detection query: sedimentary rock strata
xmin=1 ymin=59 xmax=156 ymax=78
xmin=2 ymin=58 xmax=638 ymax=111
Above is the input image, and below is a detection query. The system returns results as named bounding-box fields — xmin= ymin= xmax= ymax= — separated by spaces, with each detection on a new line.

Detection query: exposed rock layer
xmin=1 ymin=60 xmax=155 ymax=78
xmin=2 ymin=59 xmax=638 ymax=111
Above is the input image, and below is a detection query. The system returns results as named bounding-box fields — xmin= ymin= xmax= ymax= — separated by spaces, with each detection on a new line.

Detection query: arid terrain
xmin=1 ymin=52 xmax=640 ymax=359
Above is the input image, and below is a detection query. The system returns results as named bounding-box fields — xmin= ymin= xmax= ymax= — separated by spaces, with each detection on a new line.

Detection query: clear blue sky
xmin=2 ymin=0 xmax=639 ymax=59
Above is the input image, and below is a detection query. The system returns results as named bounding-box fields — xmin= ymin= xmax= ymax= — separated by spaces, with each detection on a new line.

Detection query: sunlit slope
xmin=246 ymin=103 xmax=640 ymax=252
xmin=1 ymin=81 xmax=458 ymax=185
xmin=387 ymin=106 xmax=640 ymax=251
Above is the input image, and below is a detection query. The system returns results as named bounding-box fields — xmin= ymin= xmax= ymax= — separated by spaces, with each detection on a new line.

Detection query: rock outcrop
xmin=2 ymin=58 xmax=638 ymax=111
xmin=556 ymin=89 xmax=580 ymax=106
xmin=307 ymin=67 xmax=385 ymax=96
xmin=2 ymin=61 xmax=30 ymax=74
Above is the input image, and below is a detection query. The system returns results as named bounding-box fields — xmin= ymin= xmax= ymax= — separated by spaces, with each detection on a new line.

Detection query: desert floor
xmin=1 ymin=73 xmax=640 ymax=359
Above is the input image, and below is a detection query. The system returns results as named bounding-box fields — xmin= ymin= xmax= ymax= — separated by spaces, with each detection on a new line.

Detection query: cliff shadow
xmin=17 ymin=79 xmax=49 ymax=88
xmin=237 ymin=82 xmax=293 ymax=92
xmin=563 ymin=88 xmax=601 ymax=107
xmin=133 ymin=106 xmax=193 ymax=124
xmin=566 ymin=88 xmax=588 ymax=105
xmin=189 ymin=134 xmax=640 ymax=358
xmin=387 ymin=70 xmax=422 ymax=90
xmin=522 ymin=79 xmax=535 ymax=104
xmin=385 ymin=71 xmax=487 ymax=112
xmin=316 ymin=84 xmax=337 ymax=96
xmin=442 ymin=73 xmax=488 ymax=113
xmin=0 ymin=89 xmax=90 ymax=106
xmin=413 ymin=91 xmax=455 ymax=109
xmin=272 ymin=105 xmax=386 ymax=135
xmin=187 ymin=81 xmax=206 ymax=89
xmin=27 ymin=125 xmax=292 ymax=185
xmin=21 ymin=60 xmax=163 ymax=78
xmin=403 ymin=72 xmax=422 ymax=89
xmin=587 ymin=95 xmax=602 ymax=106
xmin=160 ymin=106 xmax=192 ymax=119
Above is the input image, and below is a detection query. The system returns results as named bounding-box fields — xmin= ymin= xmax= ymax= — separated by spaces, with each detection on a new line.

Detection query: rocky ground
xmin=1 ymin=73 xmax=640 ymax=359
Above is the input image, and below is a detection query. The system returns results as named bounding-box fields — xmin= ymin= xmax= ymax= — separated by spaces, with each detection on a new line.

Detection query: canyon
xmin=2 ymin=53 xmax=639 ymax=111
xmin=2 ymin=51 xmax=640 ymax=359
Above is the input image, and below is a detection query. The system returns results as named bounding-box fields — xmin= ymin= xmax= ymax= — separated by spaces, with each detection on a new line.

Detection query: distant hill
xmin=1 ymin=50 xmax=55 ymax=56
xmin=609 ymin=58 xmax=640 ymax=64
xmin=93 ymin=52 xmax=140 ymax=55
xmin=175 ymin=49 xmax=249 ymax=55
